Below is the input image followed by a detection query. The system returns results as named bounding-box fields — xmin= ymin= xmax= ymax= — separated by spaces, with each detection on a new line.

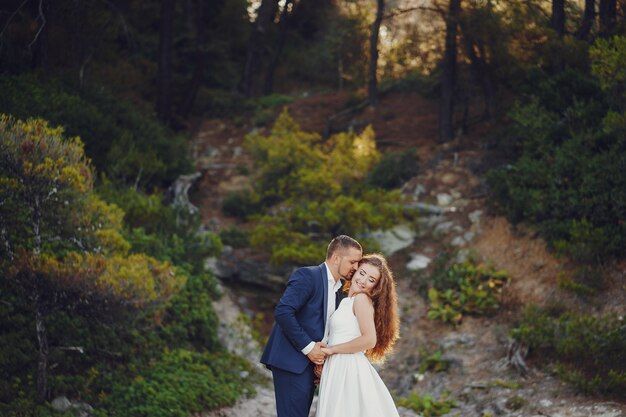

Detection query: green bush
xmin=512 ymin=306 xmax=626 ymax=395
xmin=244 ymin=110 xmax=408 ymax=265
xmin=219 ymin=226 xmax=250 ymax=248
xmin=104 ymin=349 xmax=255 ymax=417
xmin=487 ymin=43 xmax=626 ymax=263
xmin=397 ymin=393 xmax=456 ymax=417
xmin=366 ymin=148 xmax=420 ymax=189
xmin=221 ymin=190 xmax=264 ymax=220
xmin=0 ymin=74 xmax=191 ymax=188
xmin=427 ymin=260 xmax=509 ymax=325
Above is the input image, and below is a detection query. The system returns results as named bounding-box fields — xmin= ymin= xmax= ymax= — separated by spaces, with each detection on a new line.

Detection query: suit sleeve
xmin=275 ymin=269 xmax=315 ymax=352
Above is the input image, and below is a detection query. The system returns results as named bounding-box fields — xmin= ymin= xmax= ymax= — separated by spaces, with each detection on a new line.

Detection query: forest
xmin=0 ymin=0 xmax=625 ymax=416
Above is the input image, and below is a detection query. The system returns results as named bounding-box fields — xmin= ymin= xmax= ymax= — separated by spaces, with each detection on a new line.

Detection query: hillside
xmin=192 ymin=90 xmax=626 ymax=417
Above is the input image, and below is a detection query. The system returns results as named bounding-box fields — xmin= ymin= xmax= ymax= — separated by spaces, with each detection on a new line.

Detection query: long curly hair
xmin=343 ymin=253 xmax=400 ymax=363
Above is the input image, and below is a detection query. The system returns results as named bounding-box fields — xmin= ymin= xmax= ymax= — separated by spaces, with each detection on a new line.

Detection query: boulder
xmin=369 ymin=224 xmax=417 ymax=256
xmin=51 ymin=396 xmax=71 ymax=412
xmin=406 ymin=254 xmax=432 ymax=271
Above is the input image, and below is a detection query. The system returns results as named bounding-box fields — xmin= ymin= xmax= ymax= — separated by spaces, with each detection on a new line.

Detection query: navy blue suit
xmin=261 ymin=263 xmax=328 ymax=417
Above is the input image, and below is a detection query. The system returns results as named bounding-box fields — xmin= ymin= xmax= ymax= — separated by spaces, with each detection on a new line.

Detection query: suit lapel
xmin=320 ymin=263 xmax=328 ymax=329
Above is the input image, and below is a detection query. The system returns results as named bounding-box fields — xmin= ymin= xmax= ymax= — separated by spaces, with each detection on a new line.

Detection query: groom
xmin=261 ymin=235 xmax=362 ymax=417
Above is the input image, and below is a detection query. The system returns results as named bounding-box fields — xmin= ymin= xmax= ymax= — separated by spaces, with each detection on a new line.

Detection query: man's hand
xmin=306 ymin=341 xmax=327 ymax=365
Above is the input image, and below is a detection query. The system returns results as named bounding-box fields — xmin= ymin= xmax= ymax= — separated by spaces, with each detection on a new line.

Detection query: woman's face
xmin=352 ymin=263 xmax=381 ymax=295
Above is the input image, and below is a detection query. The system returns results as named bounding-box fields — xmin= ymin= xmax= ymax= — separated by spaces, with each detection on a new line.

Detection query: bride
xmin=315 ymin=253 xmax=400 ymax=417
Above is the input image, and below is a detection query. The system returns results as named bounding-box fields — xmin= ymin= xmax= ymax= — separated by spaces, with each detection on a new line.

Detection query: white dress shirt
xmin=301 ymin=262 xmax=342 ymax=355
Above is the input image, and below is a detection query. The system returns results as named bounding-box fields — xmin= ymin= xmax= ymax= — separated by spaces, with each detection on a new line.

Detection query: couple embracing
xmin=261 ymin=235 xmax=401 ymax=417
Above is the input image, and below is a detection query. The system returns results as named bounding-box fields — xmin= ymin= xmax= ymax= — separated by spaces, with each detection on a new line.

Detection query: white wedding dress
xmin=315 ymin=297 xmax=400 ymax=417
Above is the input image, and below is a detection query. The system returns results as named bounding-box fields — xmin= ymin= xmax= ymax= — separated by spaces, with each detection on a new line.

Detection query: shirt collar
xmin=324 ymin=262 xmax=343 ymax=292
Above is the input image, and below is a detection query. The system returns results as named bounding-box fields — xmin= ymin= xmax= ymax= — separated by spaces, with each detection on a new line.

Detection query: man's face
xmin=336 ymin=247 xmax=362 ymax=280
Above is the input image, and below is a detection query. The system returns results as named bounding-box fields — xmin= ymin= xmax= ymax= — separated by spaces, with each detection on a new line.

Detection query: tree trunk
xmin=368 ymin=0 xmax=385 ymax=105
xmin=156 ymin=0 xmax=176 ymax=124
xmin=263 ymin=0 xmax=295 ymax=95
xmin=462 ymin=33 xmax=497 ymax=121
xmin=599 ymin=0 xmax=617 ymax=34
xmin=575 ymin=0 xmax=595 ymax=39
xmin=34 ymin=291 xmax=49 ymax=403
xmin=238 ymin=0 xmax=278 ymax=97
xmin=439 ymin=0 xmax=461 ymax=143
xmin=551 ymin=0 xmax=566 ymax=36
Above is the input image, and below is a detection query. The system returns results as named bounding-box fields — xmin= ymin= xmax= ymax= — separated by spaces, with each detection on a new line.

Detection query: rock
xmin=433 ymin=221 xmax=459 ymax=237
xmin=407 ymin=254 xmax=432 ymax=271
xmin=463 ymin=231 xmax=475 ymax=242
xmin=413 ymin=183 xmax=426 ymax=199
xmin=540 ymin=399 xmax=553 ymax=408
xmin=72 ymin=402 xmax=94 ymax=417
xmin=168 ymin=172 xmax=202 ymax=216
xmin=207 ymin=250 xmax=291 ymax=292
xmin=440 ymin=333 xmax=475 ymax=349
xmin=450 ymin=236 xmax=466 ymax=246
xmin=398 ymin=407 xmax=422 ymax=417
xmin=369 ymin=224 xmax=416 ymax=256
xmin=51 ymin=396 xmax=71 ymax=412
xmin=405 ymin=202 xmax=444 ymax=215
xmin=437 ymin=193 xmax=453 ymax=206
xmin=440 ymin=172 xmax=460 ymax=186
xmin=468 ymin=209 xmax=483 ymax=224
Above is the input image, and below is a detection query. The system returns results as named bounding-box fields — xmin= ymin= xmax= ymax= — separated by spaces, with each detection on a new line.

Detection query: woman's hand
xmin=321 ymin=346 xmax=334 ymax=355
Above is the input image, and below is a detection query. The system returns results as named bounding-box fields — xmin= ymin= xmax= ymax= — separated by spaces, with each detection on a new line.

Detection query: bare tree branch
xmin=27 ymin=0 xmax=46 ymax=50
xmin=0 ymin=0 xmax=31 ymax=39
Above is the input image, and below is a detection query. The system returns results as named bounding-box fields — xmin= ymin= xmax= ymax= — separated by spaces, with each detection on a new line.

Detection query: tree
xmin=439 ymin=0 xmax=461 ymax=142
xmin=551 ymin=0 xmax=566 ymax=37
xmin=239 ymin=0 xmax=278 ymax=97
xmin=263 ymin=0 xmax=295 ymax=95
xmin=156 ymin=0 xmax=177 ymax=124
xmin=599 ymin=0 xmax=617 ymax=34
xmin=368 ymin=0 xmax=385 ymax=104
xmin=0 ymin=116 xmax=185 ymax=402
xmin=179 ymin=0 xmax=227 ymax=117
xmin=575 ymin=0 xmax=595 ymax=40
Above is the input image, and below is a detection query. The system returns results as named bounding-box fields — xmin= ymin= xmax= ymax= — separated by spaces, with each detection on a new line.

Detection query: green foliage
xmin=488 ymin=58 xmax=626 ymax=263
xmin=243 ymin=110 xmax=407 ymax=264
xmin=103 ymin=349 xmax=254 ymax=417
xmin=221 ymin=190 xmax=264 ymax=220
xmin=397 ymin=393 xmax=456 ymax=417
xmin=427 ymin=260 xmax=509 ymax=325
xmin=219 ymin=226 xmax=250 ymax=248
xmin=418 ymin=350 xmax=450 ymax=374
xmin=0 ymin=74 xmax=191 ymax=188
xmin=0 ymin=115 xmax=239 ymax=416
xmin=504 ymin=395 xmax=526 ymax=410
xmin=512 ymin=306 xmax=626 ymax=395
xmin=366 ymin=148 xmax=420 ymax=189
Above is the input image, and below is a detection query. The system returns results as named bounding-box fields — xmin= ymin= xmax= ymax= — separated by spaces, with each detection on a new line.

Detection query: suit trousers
xmin=272 ymin=363 xmax=315 ymax=417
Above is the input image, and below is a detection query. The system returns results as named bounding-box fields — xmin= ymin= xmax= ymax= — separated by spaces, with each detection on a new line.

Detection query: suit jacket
xmin=260 ymin=263 xmax=328 ymax=374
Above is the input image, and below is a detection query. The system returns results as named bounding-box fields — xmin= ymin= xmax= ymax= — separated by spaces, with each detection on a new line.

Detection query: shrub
xmin=0 ymin=74 xmax=191 ymax=188
xmin=219 ymin=226 xmax=250 ymax=248
xmin=366 ymin=148 xmax=420 ymax=189
xmin=487 ymin=44 xmax=626 ymax=264
xmin=511 ymin=306 xmax=626 ymax=395
xmin=243 ymin=110 xmax=408 ymax=265
xmin=397 ymin=393 xmax=456 ymax=417
xmin=104 ymin=349 xmax=255 ymax=417
xmin=427 ymin=260 xmax=509 ymax=325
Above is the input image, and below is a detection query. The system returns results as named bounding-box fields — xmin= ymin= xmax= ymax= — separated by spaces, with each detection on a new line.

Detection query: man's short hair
xmin=326 ymin=235 xmax=362 ymax=259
